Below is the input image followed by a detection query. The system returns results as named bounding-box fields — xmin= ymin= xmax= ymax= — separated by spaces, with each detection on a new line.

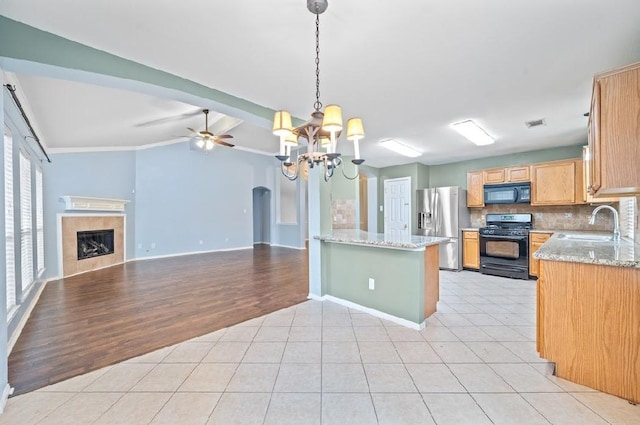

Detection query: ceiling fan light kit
xmin=272 ymin=0 xmax=365 ymax=181
xmin=190 ymin=109 xmax=235 ymax=152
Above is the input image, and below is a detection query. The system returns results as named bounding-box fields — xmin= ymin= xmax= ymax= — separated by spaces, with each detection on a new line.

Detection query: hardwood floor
xmin=8 ymin=245 xmax=309 ymax=396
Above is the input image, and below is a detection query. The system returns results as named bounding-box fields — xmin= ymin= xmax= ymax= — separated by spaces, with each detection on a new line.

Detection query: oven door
xmin=480 ymin=234 xmax=529 ymax=279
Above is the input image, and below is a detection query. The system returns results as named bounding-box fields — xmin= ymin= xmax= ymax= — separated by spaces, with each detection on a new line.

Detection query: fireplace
xmin=77 ymin=229 xmax=115 ymax=260
xmin=60 ymin=215 xmax=125 ymax=277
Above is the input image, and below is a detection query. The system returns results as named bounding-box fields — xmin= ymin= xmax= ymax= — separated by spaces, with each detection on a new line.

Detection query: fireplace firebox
xmin=77 ymin=229 xmax=115 ymax=260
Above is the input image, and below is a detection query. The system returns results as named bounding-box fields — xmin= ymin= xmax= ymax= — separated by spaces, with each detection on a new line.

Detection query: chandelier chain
xmin=314 ymin=13 xmax=322 ymax=112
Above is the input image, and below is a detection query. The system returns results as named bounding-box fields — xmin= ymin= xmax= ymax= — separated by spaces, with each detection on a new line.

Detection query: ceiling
xmin=1 ymin=0 xmax=640 ymax=167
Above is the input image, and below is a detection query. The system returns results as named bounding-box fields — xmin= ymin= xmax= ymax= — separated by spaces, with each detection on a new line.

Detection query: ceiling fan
xmin=189 ymin=109 xmax=235 ymax=150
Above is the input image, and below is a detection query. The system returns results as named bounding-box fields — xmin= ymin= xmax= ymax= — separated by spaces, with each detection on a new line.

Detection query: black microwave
xmin=483 ymin=182 xmax=531 ymax=204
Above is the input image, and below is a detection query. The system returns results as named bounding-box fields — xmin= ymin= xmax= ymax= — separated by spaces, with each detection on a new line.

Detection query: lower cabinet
xmin=462 ymin=230 xmax=480 ymax=270
xmin=529 ymin=232 xmax=552 ymax=277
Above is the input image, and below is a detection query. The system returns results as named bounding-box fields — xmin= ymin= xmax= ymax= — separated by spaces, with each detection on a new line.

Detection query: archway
xmin=252 ymin=187 xmax=271 ymax=245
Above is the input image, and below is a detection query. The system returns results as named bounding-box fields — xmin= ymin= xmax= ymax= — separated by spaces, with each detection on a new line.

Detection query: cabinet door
xmin=507 ymin=166 xmax=530 ymax=182
xmin=582 ymin=146 xmax=619 ymax=203
xmin=529 ymin=233 xmax=552 ymax=278
xmin=466 ymin=171 xmax=484 ymax=207
xmin=462 ymin=231 xmax=479 ymax=269
xmin=483 ymin=168 xmax=506 ymax=184
xmin=590 ymin=64 xmax=640 ymax=196
xmin=588 ymin=80 xmax=602 ymax=195
xmin=531 ymin=160 xmax=581 ymax=205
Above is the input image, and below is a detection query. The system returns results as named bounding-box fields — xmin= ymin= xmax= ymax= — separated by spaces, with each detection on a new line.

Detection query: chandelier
xmin=272 ymin=0 xmax=365 ymax=181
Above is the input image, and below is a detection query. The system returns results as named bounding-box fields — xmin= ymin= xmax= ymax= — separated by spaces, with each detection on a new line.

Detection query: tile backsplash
xmin=470 ymin=203 xmax=618 ymax=232
xmin=331 ymin=199 xmax=356 ymax=229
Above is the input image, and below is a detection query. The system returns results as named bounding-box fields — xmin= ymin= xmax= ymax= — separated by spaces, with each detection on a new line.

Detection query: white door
xmin=384 ymin=177 xmax=411 ymax=238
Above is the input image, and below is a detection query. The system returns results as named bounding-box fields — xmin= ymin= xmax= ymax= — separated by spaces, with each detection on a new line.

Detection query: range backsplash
xmin=470 ymin=203 xmax=618 ymax=232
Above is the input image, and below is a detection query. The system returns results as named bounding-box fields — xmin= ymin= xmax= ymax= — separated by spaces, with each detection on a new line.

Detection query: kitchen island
xmin=316 ymin=230 xmax=449 ymax=329
xmin=534 ymin=233 xmax=640 ymax=403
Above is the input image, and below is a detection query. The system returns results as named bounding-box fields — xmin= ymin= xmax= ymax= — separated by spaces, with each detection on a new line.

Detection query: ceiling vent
xmin=525 ymin=118 xmax=546 ymax=128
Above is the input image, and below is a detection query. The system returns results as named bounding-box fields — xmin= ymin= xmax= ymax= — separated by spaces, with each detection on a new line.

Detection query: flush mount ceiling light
xmin=272 ymin=0 xmax=365 ymax=182
xmin=451 ymin=120 xmax=495 ymax=146
xmin=380 ymin=139 xmax=422 ymax=158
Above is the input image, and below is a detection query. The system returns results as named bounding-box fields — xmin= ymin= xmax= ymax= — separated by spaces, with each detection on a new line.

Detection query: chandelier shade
xmin=272 ymin=0 xmax=365 ymax=181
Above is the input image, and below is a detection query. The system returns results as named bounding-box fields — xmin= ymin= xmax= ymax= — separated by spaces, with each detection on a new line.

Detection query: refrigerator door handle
xmin=433 ymin=191 xmax=440 ymax=235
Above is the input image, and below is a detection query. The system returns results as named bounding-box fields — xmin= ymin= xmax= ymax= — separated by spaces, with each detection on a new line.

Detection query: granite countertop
xmin=534 ymin=231 xmax=640 ymax=268
xmin=461 ymin=228 xmax=479 ymax=232
xmin=315 ymin=230 xmax=449 ymax=251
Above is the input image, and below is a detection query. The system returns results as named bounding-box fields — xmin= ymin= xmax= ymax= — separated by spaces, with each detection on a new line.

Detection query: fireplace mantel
xmin=60 ymin=196 xmax=130 ymax=212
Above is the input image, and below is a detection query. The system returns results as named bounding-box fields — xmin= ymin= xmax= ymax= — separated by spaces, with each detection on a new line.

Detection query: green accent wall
xmin=428 ymin=145 xmax=584 ymax=189
xmin=322 ymin=243 xmax=426 ymax=323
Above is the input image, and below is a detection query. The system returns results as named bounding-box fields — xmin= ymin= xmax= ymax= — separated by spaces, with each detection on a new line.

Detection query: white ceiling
xmin=1 ymin=0 xmax=640 ymax=167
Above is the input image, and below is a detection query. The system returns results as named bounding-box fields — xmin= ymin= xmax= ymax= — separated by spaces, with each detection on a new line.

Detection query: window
xmin=5 ymin=129 xmax=16 ymax=315
xmin=20 ymin=150 xmax=33 ymax=292
xmin=35 ymin=166 xmax=44 ymax=274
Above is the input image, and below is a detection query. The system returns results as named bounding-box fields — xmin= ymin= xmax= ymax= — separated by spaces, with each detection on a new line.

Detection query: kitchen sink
xmin=556 ymin=234 xmax=613 ymax=242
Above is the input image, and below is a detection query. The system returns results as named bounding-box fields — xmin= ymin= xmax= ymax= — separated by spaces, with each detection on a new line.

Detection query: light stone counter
xmin=534 ymin=231 xmax=639 ymax=268
xmin=316 ymin=230 xmax=448 ymax=251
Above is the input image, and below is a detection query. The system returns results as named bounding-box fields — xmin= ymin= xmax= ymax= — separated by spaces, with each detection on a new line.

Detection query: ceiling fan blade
xmin=135 ymin=109 xmax=202 ymax=127
xmin=214 ymin=140 xmax=235 ymax=147
xmin=187 ymin=127 xmax=200 ymax=135
xmin=216 ymin=134 xmax=234 ymax=139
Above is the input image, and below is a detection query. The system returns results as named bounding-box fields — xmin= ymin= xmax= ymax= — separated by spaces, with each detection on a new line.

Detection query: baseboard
xmin=269 ymin=243 xmax=307 ymax=250
xmin=311 ymin=294 xmax=425 ymax=330
xmin=132 ymin=246 xmax=254 ymax=262
xmin=0 ymin=384 xmax=12 ymax=414
xmin=8 ymin=279 xmax=49 ymax=355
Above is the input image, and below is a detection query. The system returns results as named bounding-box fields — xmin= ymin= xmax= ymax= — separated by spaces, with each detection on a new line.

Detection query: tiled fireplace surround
xmin=60 ymin=215 xmax=125 ymax=277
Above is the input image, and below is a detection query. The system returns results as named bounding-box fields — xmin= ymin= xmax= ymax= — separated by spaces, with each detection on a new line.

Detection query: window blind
xmin=4 ymin=130 xmax=16 ymax=315
xmin=35 ymin=167 xmax=44 ymax=274
xmin=20 ymin=150 xmax=33 ymax=292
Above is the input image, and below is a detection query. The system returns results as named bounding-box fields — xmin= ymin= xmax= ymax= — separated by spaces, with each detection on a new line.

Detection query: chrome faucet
xmin=588 ymin=205 xmax=620 ymax=241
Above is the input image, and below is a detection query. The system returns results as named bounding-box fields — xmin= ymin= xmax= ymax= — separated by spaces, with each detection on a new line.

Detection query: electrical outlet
xmin=151 ymin=242 xmax=156 ymax=249
xmin=225 ymin=237 xmax=229 ymax=242
xmin=379 ymin=205 xmax=383 ymax=212
xmin=199 ymin=240 xmax=204 ymax=245
xmin=368 ymin=278 xmax=375 ymax=290
xmin=564 ymin=213 xmax=572 ymax=218
xmin=137 ymin=243 xmax=142 ymax=249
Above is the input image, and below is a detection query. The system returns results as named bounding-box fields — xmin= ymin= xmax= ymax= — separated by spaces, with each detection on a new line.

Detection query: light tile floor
xmin=2 ymin=271 xmax=639 ymax=424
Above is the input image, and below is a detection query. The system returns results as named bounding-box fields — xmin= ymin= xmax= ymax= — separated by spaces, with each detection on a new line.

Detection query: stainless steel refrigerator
xmin=416 ymin=186 xmax=470 ymax=270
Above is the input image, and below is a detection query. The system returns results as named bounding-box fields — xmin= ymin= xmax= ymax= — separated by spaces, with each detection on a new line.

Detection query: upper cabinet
xmin=587 ymin=62 xmax=640 ymax=197
xmin=531 ymin=159 xmax=583 ymax=206
xmin=483 ymin=168 xmax=506 ymax=184
xmin=582 ymin=146 xmax=619 ymax=204
xmin=467 ymin=160 xmax=579 ymax=207
xmin=467 ymin=171 xmax=484 ymax=207
xmin=482 ymin=166 xmax=530 ymax=185
xmin=507 ymin=166 xmax=530 ymax=182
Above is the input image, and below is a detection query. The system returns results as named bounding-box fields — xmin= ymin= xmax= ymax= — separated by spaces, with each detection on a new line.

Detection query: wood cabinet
xmin=587 ymin=62 xmax=640 ymax=197
xmin=483 ymin=168 xmax=506 ymax=184
xmin=531 ymin=159 xmax=583 ymax=205
xmin=462 ymin=230 xmax=480 ymax=270
xmin=529 ymin=232 xmax=552 ymax=277
xmin=582 ymin=146 xmax=619 ymax=204
xmin=507 ymin=166 xmax=530 ymax=182
xmin=537 ymin=259 xmax=640 ymax=403
xmin=466 ymin=171 xmax=484 ymax=207
xmin=483 ymin=166 xmax=530 ymax=185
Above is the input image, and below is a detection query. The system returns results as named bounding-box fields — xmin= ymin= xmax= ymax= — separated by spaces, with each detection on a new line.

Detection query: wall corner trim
xmin=0 ymin=384 xmax=13 ymax=414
